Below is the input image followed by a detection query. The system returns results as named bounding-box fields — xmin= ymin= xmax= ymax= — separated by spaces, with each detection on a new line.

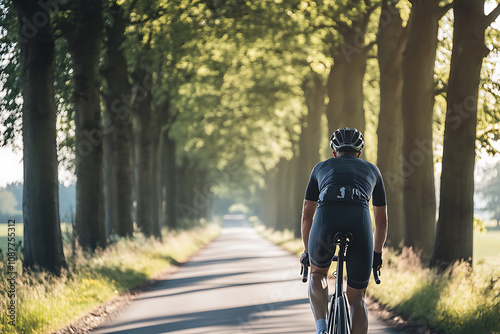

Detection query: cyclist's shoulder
xmin=313 ymin=158 xmax=335 ymax=171
xmin=359 ymin=158 xmax=382 ymax=172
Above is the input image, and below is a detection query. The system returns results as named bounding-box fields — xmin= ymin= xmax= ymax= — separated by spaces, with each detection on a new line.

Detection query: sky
xmin=0 ymin=145 xmax=23 ymax=187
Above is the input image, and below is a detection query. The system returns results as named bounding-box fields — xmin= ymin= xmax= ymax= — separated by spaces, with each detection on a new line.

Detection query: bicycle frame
xmin=327 ymin=232 xmax=352 ymax=334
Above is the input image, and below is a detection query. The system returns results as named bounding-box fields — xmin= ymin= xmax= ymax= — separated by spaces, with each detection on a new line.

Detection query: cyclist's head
xmin=330 ymin=127 xmax=365 ymax=154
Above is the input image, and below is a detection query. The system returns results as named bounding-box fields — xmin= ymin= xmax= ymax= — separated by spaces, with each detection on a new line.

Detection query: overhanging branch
xmin=485 ymin=4 xmax=500 ymax=29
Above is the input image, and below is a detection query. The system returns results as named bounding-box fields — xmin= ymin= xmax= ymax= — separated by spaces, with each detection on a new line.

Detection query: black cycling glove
xmin=373 ymin=251 xmax=383 ymax=269
xmin=300 ymin=252 xmax=310 ymax=267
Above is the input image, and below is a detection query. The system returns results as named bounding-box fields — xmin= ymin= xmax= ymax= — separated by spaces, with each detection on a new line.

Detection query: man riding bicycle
xmin=300 ymin=127 xmax=388 ymax=334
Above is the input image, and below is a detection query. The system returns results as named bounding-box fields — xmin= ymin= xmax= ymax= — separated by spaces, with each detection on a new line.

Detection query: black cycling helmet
xmin=330 ymin=127 xmax=365 ymax=152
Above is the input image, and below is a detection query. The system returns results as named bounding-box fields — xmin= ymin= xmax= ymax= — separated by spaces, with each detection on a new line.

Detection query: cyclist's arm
xmin=373 ymin=205 xmax=387 ymax=253
xmin=301 ymin=199 xmax=317 ymax=253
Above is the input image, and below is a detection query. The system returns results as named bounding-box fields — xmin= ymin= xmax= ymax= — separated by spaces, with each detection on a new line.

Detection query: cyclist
xmin=300 ymin=127 xmax=388 ymax=334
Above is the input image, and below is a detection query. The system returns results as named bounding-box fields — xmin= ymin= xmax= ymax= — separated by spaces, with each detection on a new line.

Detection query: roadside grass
xmin=0 ymin=223 xmax=221 ymax=334
xmin=369 ymin=248 xmax=500 ymax=334
xmin=252 ymin=217 xmax=500 ymax=334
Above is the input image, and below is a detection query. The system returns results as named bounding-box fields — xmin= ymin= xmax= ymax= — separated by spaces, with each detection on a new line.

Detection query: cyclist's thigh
xmin=345 ymin=206 xmax=373 ymax=289
xmin=308 ymin=205 xmax=339 ymax=268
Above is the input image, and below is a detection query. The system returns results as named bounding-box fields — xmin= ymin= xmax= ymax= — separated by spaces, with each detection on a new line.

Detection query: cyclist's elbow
xmin=373 ymin=205 xmax=387 ymax=229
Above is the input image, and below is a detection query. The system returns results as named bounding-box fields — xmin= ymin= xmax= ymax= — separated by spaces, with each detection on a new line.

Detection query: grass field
xmin=474 ymin=230 xmax=500 ymax=265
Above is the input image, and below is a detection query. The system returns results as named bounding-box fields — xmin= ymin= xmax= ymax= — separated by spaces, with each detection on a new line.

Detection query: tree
xmin=433 ymin=0 xmax=500 ymax=267
xmin=0 ymin=6 xmax=22 ymax=148
xmin=12 ymin=0 xmax=66 ymax=273
xmin=132 ymin=58 xmax=161 ymax=237
xmin=376 ymin=0 xmax=408 ymax=248
xmin=63 ymin=0 xmax=107 ymax=251
xmin=325 ymin=1 xmax=378 ymax=134
xmin=161 ymin=122 xmax=179 ymax=229
xmin=101 ymin=0 xmax=134 ymax=238
xmin=293 ymin=72 xmax=325 ymax=237
xmin=401 ymin=0 xmax=451 ymax=262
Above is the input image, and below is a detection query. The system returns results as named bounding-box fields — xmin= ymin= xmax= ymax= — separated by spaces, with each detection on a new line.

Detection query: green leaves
xmin=0 ymin=3 xmax=22 ymax=147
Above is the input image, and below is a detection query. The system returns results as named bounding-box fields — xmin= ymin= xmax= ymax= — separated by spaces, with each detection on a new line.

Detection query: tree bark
xmin=401 ymin=0 xmax=444 ymax=262
xmin=294 ymin=73 xmax=324 ymax=238
xmin=325 ymin=10 xmax=374 ymax=134
xmin=276 ymin=156 xmax=297 ymax=231
xmin=66 ymin=0 xmax=106 ymax=251
xmin=377 ymin=0 xmax=408 ymax=248
xmin=133 ymin=67 xmax=156 ymax=237
xmin=261 ymin=170 xmax=279 ymax=228
xmin=177 ymin=158 xmax=208 ymax=226
xmin=16 ymin=1 xmax=66 ymax=273
xmin=433 ymin=0 xmax=497 ymax=267
xmin=150 ymin=116 xmax=162 ymax=237
xmin=162 ymin=129 xmax=178 ymax=229
xmin=102 ymin=2 xmax=134 ymax=238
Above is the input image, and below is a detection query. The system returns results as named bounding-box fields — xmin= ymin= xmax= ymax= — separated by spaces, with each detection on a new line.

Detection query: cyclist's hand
xmin=300 ymin=252 xmax=310 ymax=267
xmin=373 ymin=251 xmax=383 ymax=270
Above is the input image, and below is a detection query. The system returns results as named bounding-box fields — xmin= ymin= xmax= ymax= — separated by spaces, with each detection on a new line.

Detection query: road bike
xmin=300 ymin=232 xmax=381 ymax=334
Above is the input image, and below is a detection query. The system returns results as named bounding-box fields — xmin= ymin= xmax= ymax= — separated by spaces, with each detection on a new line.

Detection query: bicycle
xmin=300 ymin=232 xmax=381 ymax=334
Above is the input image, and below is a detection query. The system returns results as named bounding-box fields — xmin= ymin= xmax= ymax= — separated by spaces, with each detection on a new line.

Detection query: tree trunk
xmin=67 ymin=0 xmax=106 ymax=251
xmin=261 ymin=171 xmax=279 ymax=228
xmin=162 ymin=130 xmax=178 ymax=229
xmin=294 ymin=73 xmax=324 ymax=238
xmin=325 ymin=11 xmax=373 ymax=134
xmin=377 ymin=0 xmax=408 ymax=248
xmin=103 ymin=132 xmax=115 ymax=237
xmin=401 ymin=0 xmax=443 ymax=262
xmin=133 ymin=67 xmax=155 ymax=237
xmin=177 ymin=159 xmax=207 ymax=226
xmin=102 ymin=2 xmax=134 ymax=238
xmin=150 ymin=117 xmax=162 ymax=237
xmin=433 ymin=0 xmax=497 ymax=267
xmin=276 ymin=157 xmax=297 ymax=231
xmin=17 ymin=1 xmax=66 ymax=273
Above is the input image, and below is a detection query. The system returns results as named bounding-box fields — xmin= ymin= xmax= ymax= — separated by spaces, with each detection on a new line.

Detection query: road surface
xmin=93 ymin=216 xmax=397 ymax=334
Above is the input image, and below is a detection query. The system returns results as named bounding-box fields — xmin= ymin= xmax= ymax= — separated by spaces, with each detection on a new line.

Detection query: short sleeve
xmin=372 ymin=167 xmax=387 ymax=207
xmin=304 ymin=165 xmax=320 ymax=201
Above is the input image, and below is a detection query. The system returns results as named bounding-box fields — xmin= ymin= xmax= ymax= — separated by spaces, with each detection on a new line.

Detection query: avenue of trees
xmin=1 ymin=0 xmax=500 ymax=274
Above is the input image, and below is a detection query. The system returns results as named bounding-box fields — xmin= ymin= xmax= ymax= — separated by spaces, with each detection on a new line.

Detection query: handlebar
xmin=300 ymin=264 xmax=309 ymax=283
xmin=373 ymin=268 xmax=381 ymax=284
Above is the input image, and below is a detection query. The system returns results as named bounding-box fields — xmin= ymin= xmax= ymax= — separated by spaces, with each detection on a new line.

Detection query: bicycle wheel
xmin=335 ymin=295 xmax=348 ymax=334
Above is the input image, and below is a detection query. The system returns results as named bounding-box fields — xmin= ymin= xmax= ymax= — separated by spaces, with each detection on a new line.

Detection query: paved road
xmin=93 ymin=216 xmax=396 ymax=334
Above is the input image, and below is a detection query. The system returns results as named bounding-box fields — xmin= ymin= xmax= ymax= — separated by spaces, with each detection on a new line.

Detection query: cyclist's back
xmin=305 ymin=155 xmax=386 ymax=209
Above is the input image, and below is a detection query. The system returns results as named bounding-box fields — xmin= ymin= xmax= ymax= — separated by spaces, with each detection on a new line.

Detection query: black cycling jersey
xmin=304 ymin=155 xmax=386 ymax=208
xmin=305 ymin=154 xmax=387 ymax=289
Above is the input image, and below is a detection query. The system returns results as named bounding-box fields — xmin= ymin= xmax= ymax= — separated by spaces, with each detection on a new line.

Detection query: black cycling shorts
xmin=308 ymin=204 xmax=373 ymax=289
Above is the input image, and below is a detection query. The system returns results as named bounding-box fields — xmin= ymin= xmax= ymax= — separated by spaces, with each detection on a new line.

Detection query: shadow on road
xmin=136 ymin=276 xmax=301 ymax=301
xmin=98 ymin=298 xmax=310 ymax=334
